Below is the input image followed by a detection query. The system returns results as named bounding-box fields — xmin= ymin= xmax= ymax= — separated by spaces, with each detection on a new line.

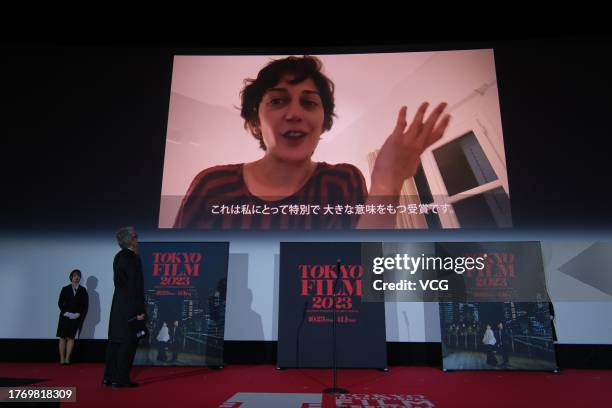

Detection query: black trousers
xmin=103 ymin=339 xmax=138 ymax=384
xmin=497 ymin=344 xmax=509 ymax=363
xmin=485 ymin=345 xmax=497 ymax=366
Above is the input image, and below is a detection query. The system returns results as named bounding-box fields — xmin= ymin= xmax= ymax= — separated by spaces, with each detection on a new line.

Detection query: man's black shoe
xmin=111 ymin=382 xmax=139 ymax=388
xmin=102 ymin=379 xmax=112 ymax=387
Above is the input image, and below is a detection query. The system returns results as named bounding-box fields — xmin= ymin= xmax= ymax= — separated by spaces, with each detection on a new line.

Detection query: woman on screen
xmin=174 ymin=56 xmax=450 ymax=229
xmin=56 ymin=269 xmax=88 ymax=365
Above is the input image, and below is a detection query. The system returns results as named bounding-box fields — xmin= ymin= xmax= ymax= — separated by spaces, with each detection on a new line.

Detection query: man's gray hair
xmin=116 ymin=226 xmax=136 ymax=249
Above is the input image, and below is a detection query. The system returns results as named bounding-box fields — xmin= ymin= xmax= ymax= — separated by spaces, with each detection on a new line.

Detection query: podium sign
xmin=278 ymin=242 xmax=387 ymax=368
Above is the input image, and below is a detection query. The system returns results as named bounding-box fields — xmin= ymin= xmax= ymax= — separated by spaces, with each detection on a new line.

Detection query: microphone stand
xmin=323 ymin=259 xmax=348 ymax=395
xmin=293 ymin=299 xmax=309 ymax=370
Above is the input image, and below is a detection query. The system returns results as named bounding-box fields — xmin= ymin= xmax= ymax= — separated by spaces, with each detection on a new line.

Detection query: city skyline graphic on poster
xmin=436 ymin=240 xmax=557 ymax=371
xmin=440 ymin=301 xmax=558 ymax=371
xmin=134 ymin=242 xmax=229 ymax=367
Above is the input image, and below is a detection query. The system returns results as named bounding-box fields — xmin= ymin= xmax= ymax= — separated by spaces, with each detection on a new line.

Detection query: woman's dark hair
xmin=240 ymin=56 xmax=336 ymax=150
xmin=69 ymin=269 xmax=82 ymax=281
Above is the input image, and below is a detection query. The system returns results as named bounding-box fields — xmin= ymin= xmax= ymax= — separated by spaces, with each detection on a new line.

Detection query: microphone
xmin=302 ymin=299 xmax=308 ymax=321
xmin=128 ymin=315 xmax=148 ymax=339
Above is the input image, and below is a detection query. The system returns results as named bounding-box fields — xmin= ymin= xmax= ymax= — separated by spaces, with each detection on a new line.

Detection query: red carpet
xmin=1 ymin=363 xmax=611 ymax=407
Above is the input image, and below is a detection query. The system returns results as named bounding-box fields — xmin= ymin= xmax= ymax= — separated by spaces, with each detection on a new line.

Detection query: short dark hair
xmin=69 ymin=269 xmax=82 ymax=281
xmin=240 ymin=56 xmax=336 ymax=150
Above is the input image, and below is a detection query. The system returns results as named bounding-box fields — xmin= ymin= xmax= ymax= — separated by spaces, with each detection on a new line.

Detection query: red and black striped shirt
xmin=174 ymin=162 xmax=367 ymax=230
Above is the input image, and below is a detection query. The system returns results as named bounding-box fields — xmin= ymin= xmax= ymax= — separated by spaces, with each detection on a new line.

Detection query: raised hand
xmin=370 ymin=102 xmax=450 ymax=196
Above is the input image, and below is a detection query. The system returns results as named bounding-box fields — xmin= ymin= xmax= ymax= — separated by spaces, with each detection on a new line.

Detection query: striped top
xmin=174 ymin=162 xmax=367 ymax=230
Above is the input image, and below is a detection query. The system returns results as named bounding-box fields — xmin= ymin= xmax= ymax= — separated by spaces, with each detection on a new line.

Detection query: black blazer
xmin=58 ymin=284 xmax=88 ymax=323
xmin=108 ymin=248 xmax=146 ymax=342
xmin=494 ymin=327 xmax=511 ymax=348
xmin=169 ymin=325 xmax=183 ymax=345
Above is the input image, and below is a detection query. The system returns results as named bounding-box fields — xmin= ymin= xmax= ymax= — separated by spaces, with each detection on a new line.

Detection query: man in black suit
xmin=102 ymin=226 xmax=146 ymax=388
xmin=169 ymin=320 xmax=183 ymax=362
xmin=495 ymin=322 xmax=511 ymax=367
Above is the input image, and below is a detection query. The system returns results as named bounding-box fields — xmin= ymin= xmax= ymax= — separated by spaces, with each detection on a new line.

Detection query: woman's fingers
xmin=389 ymin=101 xmax=450 ymax=154
xmin=426 ymin=114 xmax=451 ymax=147
xmin=392 ymin=106 xmax=408 ymax=136
xmin=404 ymin=102 xmax=429 ymax=139
xmin=419 ymin=102 xmax=448 ymax=141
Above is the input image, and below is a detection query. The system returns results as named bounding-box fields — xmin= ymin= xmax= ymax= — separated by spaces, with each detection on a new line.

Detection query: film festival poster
xmin=277 ymin=242 xmax=387 ymax=369
xmin=436 ymin=241 xmax=558 ymax=371
xmin=134 ymin=242 xmax=230 ymax=367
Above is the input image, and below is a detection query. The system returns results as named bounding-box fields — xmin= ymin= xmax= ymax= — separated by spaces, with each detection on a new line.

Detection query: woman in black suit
xmin=57 ymin=269 xmax=89 ymax=364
